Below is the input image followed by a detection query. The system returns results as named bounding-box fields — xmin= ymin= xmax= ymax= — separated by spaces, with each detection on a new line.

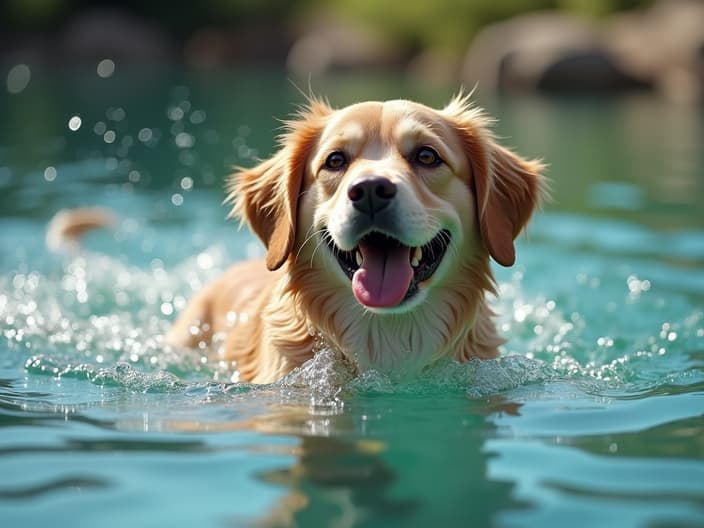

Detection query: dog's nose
xmin=347 ymin=177 xmax=397 ymax=216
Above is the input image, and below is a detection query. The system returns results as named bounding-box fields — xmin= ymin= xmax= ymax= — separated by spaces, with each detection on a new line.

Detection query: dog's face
xmin=228 ymin=95 xmax=544 ymax=370
xmin=304 ymin=100 xmax=480 ymax=312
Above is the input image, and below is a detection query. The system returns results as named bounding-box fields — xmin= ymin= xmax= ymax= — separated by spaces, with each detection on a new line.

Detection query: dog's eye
xmin=324 ymin=151 xmax=347 ymax=171
xmin=414 ymin=146 xmax=441 ymax=167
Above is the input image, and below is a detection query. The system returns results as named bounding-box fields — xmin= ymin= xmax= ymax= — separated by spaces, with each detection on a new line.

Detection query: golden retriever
xmin=163 ymin=94 xmax=546 ymax=383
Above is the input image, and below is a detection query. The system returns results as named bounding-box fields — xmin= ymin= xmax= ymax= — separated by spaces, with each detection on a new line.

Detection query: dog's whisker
xmin=297 ymin=225 xmax=332 ymax=264
xmin=310 ymin=229 xmax=343 ymax=271
xmin=438 ymin=229 xmax=458 ymax=261
xmin=309 ymin=240 xmax=326 ymax=268
xmin=296 ymin=228 xmax=326 ymax=264
xmin=306 ymin=232 xmax=328 ymax=267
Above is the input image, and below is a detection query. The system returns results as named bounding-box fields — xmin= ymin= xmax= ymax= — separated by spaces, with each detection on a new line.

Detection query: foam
xmin=3 ymin=250 xmax=703 ymax=403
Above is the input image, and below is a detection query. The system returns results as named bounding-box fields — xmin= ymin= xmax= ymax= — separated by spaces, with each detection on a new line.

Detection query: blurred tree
xmin=320 ymin=0 xmax=655 ymax=50
xmin=0 ymin=0 xmax=655 ymax=54
xmin=4 ymin=0 xmax=68 ymax=30
xmin=557 ymin=0 xmax=655 ymax=17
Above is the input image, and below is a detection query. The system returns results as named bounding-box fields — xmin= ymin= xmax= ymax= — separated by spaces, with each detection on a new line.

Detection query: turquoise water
xmin=1 ymin=69 xmax=704 ymax=527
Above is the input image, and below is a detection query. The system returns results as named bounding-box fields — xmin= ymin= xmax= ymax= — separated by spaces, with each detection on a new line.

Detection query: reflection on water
xmin=495 ymin=94 xmax=704 ymax=230
xmin=1 ymin=71 xmax=704 ymax=527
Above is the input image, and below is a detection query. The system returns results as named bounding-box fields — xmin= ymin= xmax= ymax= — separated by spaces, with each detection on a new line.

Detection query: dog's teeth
xmin=355 ymin=251 xmax=363 ymax=267
xmin=411 ymin=247 xmax=422 ymax=267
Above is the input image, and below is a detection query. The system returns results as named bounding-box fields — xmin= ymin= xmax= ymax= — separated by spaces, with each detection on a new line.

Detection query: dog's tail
xmin=46 ymin=207 xmax=116 ymax=252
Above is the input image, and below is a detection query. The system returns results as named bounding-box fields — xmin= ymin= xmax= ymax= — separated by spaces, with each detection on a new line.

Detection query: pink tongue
xmin=352 ymin=242 xmax=413 ymax=308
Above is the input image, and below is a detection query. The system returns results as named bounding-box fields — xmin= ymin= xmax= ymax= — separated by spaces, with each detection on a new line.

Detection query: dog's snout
xmin=347 ymin=177 xmax=397 ymax=216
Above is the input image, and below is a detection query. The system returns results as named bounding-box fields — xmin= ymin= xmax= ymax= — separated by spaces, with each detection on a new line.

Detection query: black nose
xmin=347 ymin=177 xmax=397 ymax=216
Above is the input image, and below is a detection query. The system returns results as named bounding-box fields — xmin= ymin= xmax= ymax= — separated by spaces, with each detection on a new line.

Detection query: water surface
xmin=1 ymin=69 xmax=703 ymax=527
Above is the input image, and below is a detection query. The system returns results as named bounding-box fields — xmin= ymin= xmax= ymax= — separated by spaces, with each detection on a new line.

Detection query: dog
xmin=163 ymin=94 xmax=546 ymax=383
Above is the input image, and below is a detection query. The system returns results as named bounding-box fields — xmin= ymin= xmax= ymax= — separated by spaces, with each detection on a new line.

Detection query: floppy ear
xmin=443 ymin=94 xmax=546 ymax=266
xmin=226 ymin=99 xmax=331 ymax=271
xmin=475 ymin=142 xmax=545 ymax=266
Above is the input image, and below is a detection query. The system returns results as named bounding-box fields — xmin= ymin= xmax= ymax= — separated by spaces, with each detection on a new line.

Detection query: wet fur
xmin=166 ymin=94 xmax=546 ymax=383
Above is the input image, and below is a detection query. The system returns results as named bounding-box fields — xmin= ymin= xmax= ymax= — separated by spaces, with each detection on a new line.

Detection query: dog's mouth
xmin=324 ymin=229 xmax=452 ymax=309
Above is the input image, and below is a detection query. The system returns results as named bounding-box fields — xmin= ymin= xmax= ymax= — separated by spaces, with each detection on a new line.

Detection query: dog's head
xmin=229 ymin=94 xmax=544 ymax=315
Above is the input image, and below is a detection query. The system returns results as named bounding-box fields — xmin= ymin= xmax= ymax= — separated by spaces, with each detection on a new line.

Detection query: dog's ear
xmin=443 ymin=93 xmax=546 ymax=266
xmin=475 ymin=142 xmax=545 ymax=266
xmin=226 ymin=99 xmax=331 ymax=271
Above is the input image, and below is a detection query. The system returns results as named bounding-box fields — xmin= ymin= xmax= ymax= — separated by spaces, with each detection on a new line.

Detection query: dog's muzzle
xmin=324 ymin=228 xmax=452 ymax=309
xmin=320 ymin=176 xmax=452 ymax=309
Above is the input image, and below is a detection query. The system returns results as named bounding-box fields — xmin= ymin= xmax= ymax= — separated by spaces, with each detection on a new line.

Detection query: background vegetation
xmin=2 ymin=0 xmax=655 ymax=53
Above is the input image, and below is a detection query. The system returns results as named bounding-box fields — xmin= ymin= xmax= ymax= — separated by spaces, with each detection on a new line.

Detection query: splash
xmin=2 ymin=246 xmax=703 ymax=402
xmin=24 ymin=355 xmax=185 ymax=393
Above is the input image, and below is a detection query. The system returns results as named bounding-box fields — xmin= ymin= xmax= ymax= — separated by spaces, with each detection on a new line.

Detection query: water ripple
xmin=0 ymin=477 xmax=110 ymax=500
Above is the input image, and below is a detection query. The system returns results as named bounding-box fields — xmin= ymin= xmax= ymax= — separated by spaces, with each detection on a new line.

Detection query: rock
xmin=59 ymin=7 xmax=176 ymax=65
xmin=461 ymin=12 xmax=650 ymax=94
xmin=406 ymin=49 xmax=464 ymax=86
xmin=184 ymin=24 xmax=294 ymax=70
xmin=286 ymin=17 xmax=404 ymax=77
xmin=604 ymin=0 xmax=704 ymax=102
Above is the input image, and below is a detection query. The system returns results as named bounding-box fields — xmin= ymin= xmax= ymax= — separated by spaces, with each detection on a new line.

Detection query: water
xmin=1 ymin=68 xmax=704 ymax=527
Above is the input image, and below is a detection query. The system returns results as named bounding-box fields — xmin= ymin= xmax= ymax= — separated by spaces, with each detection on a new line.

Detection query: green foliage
xmin=4 ymin=0 xmax=67 ymax=29
xmin=1 ymin=0 xmax=655 ymax=50
xmin=558 ymin=0 xmax=655 ymax=17
xmin=321 ymin=0 xmax=655 ymax=49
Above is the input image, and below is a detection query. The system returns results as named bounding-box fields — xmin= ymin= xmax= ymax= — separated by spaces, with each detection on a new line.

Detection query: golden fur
xmin=165 ymin=94 xmax=546 ymax=383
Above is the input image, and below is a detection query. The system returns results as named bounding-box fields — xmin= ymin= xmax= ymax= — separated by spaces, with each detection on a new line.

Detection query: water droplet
xmin=103 ymin=130 xmax=116 ymax=144
xmin=167 ymin=106 xmax=185 ymax=121
xmin=68 ymin=115 xmax=82 ymax=131
xmin=196 ymin=252 xmax=212 ymax=270
xmin=171 ymin=193 xmax=183 ymax=206
xmin=6 ymin=64 xmax=31 ymax=94
xmin=180 ymin=176 xmax=193 ymax=191
xmin=107 ymin=107 xmax=126 ymax=121
xmin=94 ymin=121 xmax=107 ymax=135
xmin=97 ymin=59 xmax=115 ymax=78
xmin=138 ymin=128 xmax=153 ymax=142
xmin=597 ymin=336 xmax=614 ymax=347
xmin=190 ymin=110 xmax=206 ymax=124
xmin=44 ymin=166 xmax=57 ymax=182
xmin=175 ymin=132 xmax=195 ymax=149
